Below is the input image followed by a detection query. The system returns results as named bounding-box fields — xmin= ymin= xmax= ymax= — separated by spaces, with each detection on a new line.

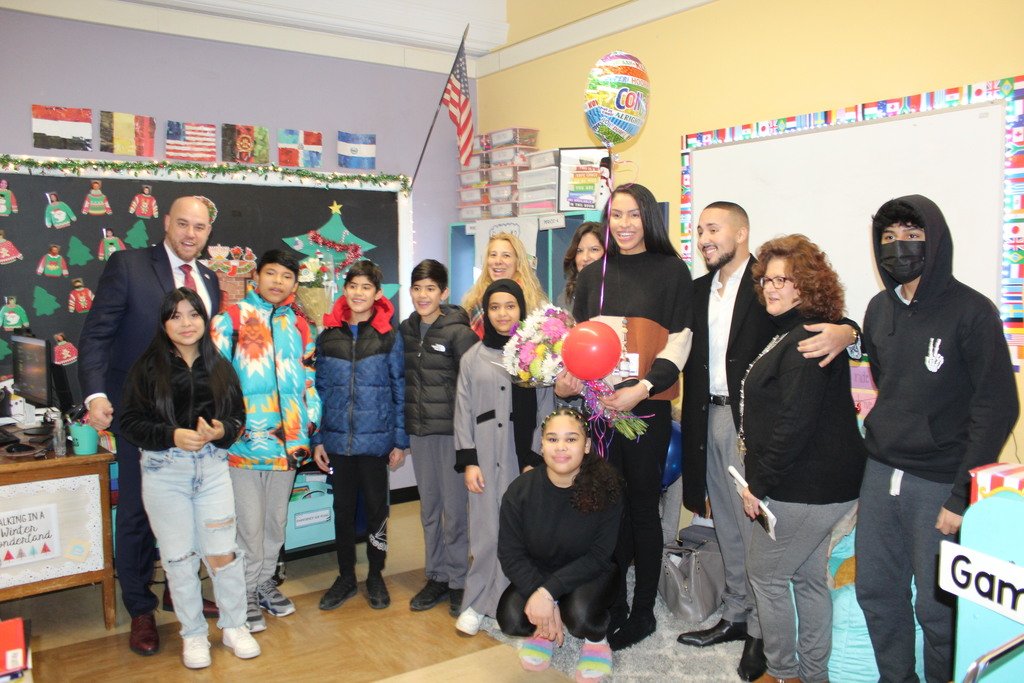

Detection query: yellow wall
xmin=481 ymin=0 xmax=1024 ymax=463
xmin=505 ymin=0 xmax=629 ymax=45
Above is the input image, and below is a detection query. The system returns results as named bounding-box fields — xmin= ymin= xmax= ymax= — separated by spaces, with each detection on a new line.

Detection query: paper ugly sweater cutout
xmin=68 ymin=280 xmax=94 ymax=313
xmin=37 ymin=248 xmax=69 ymax=277
xmin=53 ymin=337 xmax=78 ymax=366
xmin=129 ymin=187 xmax=158 ymax=218
xmin=1 ymin=299 xmax=28 ymax=331
xmin=98 ymin=232 xmax=126 ymax=260
xmin=0 ymin=180 xmax=17 ymax=216
xmin=82 ymin=183 xmax=112 ymax=215
xmin=44 ymin=194 xmax=77 ymax=229
xmin=0 ymin=231 xmax=22 ymax=264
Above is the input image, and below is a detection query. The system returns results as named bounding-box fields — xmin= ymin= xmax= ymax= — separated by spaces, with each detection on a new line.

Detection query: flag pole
xmin=411 ymin=24 xmax=470 ymax=190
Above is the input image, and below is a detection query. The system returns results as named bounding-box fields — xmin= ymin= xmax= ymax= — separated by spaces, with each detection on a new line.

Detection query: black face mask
xmin=879 ymin=240 xmax=926 ymax=284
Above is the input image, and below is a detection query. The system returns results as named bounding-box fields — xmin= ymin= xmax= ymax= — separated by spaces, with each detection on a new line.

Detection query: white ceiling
xmin=0 ymin=0 xmax=714 ymax=75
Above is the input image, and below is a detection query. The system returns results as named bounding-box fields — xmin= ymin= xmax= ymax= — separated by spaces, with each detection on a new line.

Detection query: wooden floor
xmin=2 ymin=501 xmax=568 ymax=681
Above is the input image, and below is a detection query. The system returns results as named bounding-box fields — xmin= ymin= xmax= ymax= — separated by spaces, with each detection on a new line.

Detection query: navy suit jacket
xmin=78 ymin=243 xmax=221 ymax=413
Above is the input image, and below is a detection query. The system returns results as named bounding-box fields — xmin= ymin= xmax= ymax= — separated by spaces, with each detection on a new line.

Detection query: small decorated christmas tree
xmin=67 ymin=235 xmax=94 ymax=266
xmin=33 ymin=286 xmax=60 ymax=316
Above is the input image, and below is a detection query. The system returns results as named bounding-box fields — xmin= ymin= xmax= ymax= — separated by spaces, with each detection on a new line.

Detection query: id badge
xmin=616 ymin=352 xmax=640 ymax=377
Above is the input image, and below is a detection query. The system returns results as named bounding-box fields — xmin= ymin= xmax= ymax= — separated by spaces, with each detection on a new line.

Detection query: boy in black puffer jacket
xmin=312 ymin=260 xmax=408 ymax=612
xmin=400 ymin=260 xmax=478 ymax=617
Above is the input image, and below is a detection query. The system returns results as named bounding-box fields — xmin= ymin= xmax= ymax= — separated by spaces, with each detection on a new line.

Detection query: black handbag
xmin=658 ymin=524 xmax=725 ymax=623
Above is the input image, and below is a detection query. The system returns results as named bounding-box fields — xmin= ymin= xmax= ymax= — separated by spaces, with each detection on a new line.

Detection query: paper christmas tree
xmin=125 ymin=220 xmax=150 ymax=249
xmin=33 ymin=286 xmax=60 ymax=316
xmin=282 ymin=201 xmax=398 ymax=300
xmin=67 ymin=235 xmax=94 ymax=266
xmin=0 ymin=338 xmax=10 ymax=361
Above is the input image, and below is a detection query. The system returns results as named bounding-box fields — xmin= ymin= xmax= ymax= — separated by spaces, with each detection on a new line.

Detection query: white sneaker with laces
xmin=222 ymin=626 xmax=262 ymax=659
xmin=455 ymin=606 xmax=484 ymax=636
xmin=182 ymin=635 xmax=211 ymax=669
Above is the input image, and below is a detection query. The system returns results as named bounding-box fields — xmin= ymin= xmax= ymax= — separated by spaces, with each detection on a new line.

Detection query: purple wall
xmin=0 ymin=8 xmax=462 ymax=266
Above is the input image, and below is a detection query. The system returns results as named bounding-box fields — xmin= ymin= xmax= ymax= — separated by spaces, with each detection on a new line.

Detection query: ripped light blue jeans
xmin=141 ymin=444 xmax=245 ymax=637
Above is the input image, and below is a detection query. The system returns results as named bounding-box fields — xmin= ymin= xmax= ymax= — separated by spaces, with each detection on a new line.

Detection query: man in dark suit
xmin=79 ymin=195 xmax=221 ymax=656
xmin=676 ymin=202 xmax=856 ymax=680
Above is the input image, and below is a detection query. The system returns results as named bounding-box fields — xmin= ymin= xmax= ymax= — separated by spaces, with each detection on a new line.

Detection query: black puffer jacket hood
xmin=872 ymin=194 xmax=953 ymax=307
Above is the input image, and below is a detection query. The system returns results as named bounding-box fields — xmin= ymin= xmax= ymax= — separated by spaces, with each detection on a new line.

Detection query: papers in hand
xmin=727 ymin=465 xmax=777 ymax=540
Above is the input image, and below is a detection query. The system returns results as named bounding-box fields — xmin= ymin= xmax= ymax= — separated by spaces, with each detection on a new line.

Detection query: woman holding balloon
xmin=565 ymin=183 xmax=693 ymax=651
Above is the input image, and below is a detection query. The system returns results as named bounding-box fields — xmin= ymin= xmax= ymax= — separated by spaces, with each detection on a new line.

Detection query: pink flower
xmin=541 ymin=317 xmax=567 ymax=340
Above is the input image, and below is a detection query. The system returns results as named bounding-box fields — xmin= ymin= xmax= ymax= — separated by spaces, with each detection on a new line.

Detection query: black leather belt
xmin=709 ymin=394 xmax=731 ymax=406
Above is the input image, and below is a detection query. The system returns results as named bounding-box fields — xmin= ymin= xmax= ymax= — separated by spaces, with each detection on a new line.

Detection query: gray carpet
xmin=485 ymin=568 xmax=745 ymax=681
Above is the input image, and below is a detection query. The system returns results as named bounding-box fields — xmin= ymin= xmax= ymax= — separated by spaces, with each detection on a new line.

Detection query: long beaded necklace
xmin=737 ymin=332 xmax=790 ymax=456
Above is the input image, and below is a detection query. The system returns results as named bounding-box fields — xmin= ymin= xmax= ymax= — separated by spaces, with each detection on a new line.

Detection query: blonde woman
xmin=461 ymin=233 xmax=547 ymax=337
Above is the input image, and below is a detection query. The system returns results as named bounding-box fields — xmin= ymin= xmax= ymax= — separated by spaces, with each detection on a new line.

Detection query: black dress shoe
xmin=410 ymin=579 xmax=449 ymax=611
xmin=737 ymin=635 xmax=767 ymax=680
xmin=676 ymin=618 xmax=747 ymax=647
xmin=162 ymin=585 xmax=219 ymax=619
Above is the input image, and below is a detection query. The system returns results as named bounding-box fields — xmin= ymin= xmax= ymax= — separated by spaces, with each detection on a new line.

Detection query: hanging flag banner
xmin=279 ymin=129 xmax=323 ymax=168
xmin=31 ymin=105 xmax=92 ymax=151
xmin=222 ymin=123 xmax=269 ymax=164
xmin=337 ymin=131 xmax=377 ymax=169
xmin=99 ymin=111 xmax=155 ymax=156
xmin=165 ymin=121 xmax=216 ymax=162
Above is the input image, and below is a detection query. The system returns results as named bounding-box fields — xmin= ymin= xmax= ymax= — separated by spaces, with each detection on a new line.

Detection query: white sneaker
xmin=182 ymin=635 xmax=211 ymax=669
xmin=222 ymin=626 xmax=262 ymax=659
xmin=455 ymin=607 xmax=484 ymax=636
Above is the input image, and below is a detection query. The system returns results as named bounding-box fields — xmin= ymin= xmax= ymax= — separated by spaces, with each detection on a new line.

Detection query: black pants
xmin=608 ymin=400 xmax=670 ymax=617
xmin=497 ymin=570 xmax=617 ymax=642
xmin=112 ymin=416 xmax=159 ymax=617
xmin=329 ymin=454 xmax=389 ymax=578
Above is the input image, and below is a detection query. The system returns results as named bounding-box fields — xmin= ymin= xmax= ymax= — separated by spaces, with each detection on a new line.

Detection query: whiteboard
xmin=689 ymin=101 xmax=1005 ymax=323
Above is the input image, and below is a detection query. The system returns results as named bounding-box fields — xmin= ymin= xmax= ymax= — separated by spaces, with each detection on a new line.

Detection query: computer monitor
xmin=11 ymin=335 xmax=50 ymax=410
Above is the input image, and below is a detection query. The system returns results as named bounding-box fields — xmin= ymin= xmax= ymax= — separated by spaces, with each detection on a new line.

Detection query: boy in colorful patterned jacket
xmin=211 ymin=249 xmax=321 ymax=634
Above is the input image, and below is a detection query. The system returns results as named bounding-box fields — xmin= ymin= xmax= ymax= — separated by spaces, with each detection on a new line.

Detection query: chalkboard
xmin=0 ymin=161 xmax=406 ymax=404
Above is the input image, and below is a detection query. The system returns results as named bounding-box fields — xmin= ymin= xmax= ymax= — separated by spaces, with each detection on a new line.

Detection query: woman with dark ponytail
xmin=496 ymin=408 xmax=623 ymax=682
xmin=120 ymin=288 xmax=257 ymax=670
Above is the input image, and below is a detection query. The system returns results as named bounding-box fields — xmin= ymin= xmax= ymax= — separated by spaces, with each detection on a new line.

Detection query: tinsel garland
xmin=307 ymin=230 xmax=362 ymax=271
xmin=0 ymin=155 xmax=411 ymax=193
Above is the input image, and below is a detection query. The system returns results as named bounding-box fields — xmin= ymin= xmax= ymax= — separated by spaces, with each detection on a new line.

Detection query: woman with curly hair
xmin=461 ymin=233 xmax=547 ymax=337
xmin=496 ymin=407 xmax=622 ymax=682
xmin=559 ymin=222 xmax=605 ymax=309
xmin=739 ymin=235 xmax=867 ymax=683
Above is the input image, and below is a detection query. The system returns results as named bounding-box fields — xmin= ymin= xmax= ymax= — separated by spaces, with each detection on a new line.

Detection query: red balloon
xmin=562 ymin=321 xmax=621 ymax=380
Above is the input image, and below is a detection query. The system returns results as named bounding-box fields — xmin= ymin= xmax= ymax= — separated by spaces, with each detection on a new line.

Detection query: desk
xmin=0 ymin=443 xmax=115 ymax=630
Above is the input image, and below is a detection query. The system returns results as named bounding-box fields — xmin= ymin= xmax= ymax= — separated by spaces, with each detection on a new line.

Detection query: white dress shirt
xmin=707 ymin=256 xmax=750 ymax=397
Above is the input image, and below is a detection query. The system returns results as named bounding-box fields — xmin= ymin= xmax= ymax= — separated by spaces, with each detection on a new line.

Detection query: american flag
xmin=441 ymin=39 xmax=474 ymax=167
xmin=165 ymin=121 xmax=217 ymax=162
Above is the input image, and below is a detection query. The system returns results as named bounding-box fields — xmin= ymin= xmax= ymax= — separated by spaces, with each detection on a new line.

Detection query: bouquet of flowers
xmin=501 ymin=306 xmax=648 ymax=441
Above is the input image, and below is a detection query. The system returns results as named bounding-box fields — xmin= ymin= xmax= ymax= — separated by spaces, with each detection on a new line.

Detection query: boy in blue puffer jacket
xmin=312 ymin=260 xmax=408 ymax=611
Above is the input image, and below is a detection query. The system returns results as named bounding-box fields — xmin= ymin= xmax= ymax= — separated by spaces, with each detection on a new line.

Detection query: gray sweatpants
xmin=410 ymin=434 xmax=469 ymax=589
xmin=856 ymin=458 xmax=954 ymax=683
xmin=229 ymin=467 xmax=296 ymax=593
xmin=747 ymin=498 xmax=855 ymax=682
xmin=705 ymin=404 xmax=760 ymax=633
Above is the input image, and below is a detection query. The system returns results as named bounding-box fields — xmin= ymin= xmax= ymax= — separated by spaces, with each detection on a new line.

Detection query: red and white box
xmin=970 ymin=462 xmax=1024 ymax=504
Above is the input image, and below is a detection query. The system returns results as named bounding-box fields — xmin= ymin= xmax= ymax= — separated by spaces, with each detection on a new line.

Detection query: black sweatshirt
xmin=862 ymin=195 xmax=1019 ymax=515
xmin=120 ymin=352 xmax=245 ymax=451
xmin=497 ymin=467 xmax=622 ymax=600
xmin=741 ymin=309 xmax=867 ymax=503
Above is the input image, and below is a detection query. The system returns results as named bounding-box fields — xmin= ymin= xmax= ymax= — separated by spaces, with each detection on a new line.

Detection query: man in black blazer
xmin=676 ymin=202 xmax=856 ymax=680
xmin=79 ymin=195 xmax=221 ymax=656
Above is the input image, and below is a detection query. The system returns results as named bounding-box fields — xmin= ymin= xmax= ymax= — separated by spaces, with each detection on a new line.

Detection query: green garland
xmin=0 ymin=154 xmax=411 ymax=193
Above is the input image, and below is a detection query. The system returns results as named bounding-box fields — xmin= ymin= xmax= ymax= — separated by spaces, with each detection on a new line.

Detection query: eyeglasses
xmin=759 ymin=276 xmax=796 ymax=290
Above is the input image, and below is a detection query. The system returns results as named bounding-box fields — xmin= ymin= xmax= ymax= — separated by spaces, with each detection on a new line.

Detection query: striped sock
xmin=518 ymin=636 xmax=554 ymax=671
xmin=575 ymin=639 xmax=613 ymax=681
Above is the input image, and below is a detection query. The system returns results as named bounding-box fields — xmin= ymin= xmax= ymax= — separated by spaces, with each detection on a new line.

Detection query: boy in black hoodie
xmin=856 ymin=195 xmax=1018 ymax=683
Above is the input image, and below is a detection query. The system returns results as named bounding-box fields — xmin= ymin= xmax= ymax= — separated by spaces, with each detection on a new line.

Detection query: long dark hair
xmin=125 ymin=288 xmax=240 ymax=427
xmin=562 ymin=222 xmax=605 ymax=305
xmin=541 ymin=408 xmax=622 ymax=513
xmin=605 ymin=183 xmax=680 ymax=259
